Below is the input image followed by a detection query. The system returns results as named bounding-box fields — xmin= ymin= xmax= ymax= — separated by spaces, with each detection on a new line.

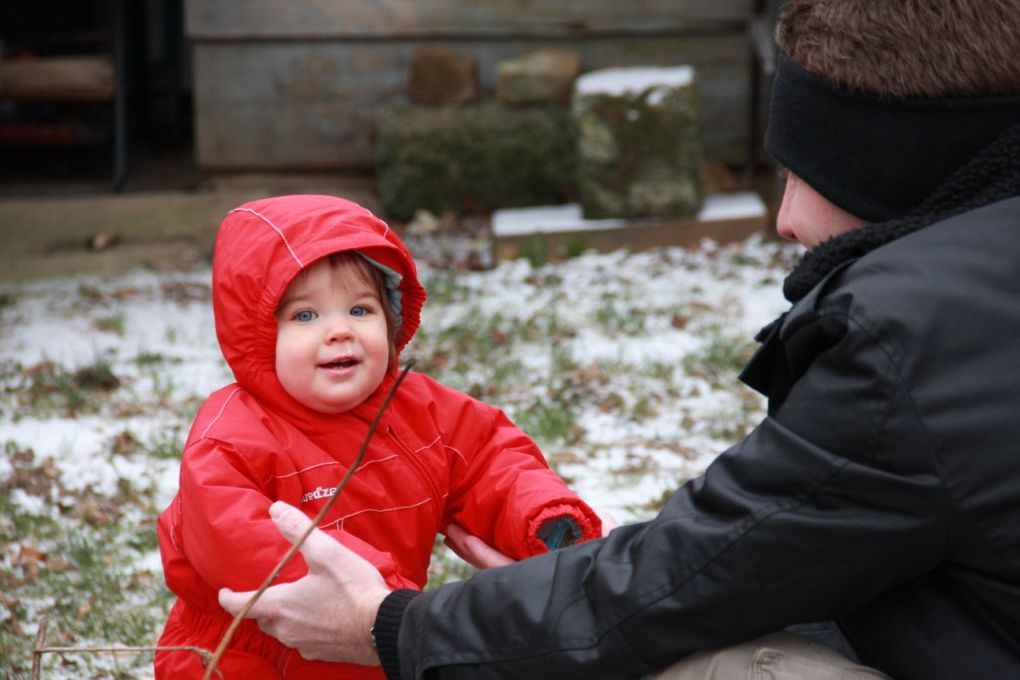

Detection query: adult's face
xmin=776 ymin=172 xmax=870 ymax=248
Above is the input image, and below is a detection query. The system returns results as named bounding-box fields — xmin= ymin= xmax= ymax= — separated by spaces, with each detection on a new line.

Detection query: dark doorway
xmin=0 ymin=0 xmax=200 ymax=195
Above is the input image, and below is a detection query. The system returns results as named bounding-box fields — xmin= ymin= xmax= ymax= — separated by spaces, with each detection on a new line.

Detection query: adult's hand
xmin=596 ymin=509 xmax=619 ymax=535
xmin=217 ymin=501 xmax=390 ymax=665
xmin=443 ymin=522 xmax=515 ymax=568
xmin=443 ymin=508 xmax=619 ymax=570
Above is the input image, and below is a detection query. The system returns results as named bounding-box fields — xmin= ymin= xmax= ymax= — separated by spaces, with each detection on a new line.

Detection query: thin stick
xmin=31 ymin=617 xmax=48 ymax=680
xmin=201 ymin=363 xmax=414 ymax=680
xmin=35 ymin=644 xmax=213 ymax=658
xmin=32 ymin=645 xmax=221 ymax=678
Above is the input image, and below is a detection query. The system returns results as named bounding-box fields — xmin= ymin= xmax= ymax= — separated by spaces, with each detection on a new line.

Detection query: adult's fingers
xmin=597 ymin=508 xmax=619 ymax=535
xmin=443 ymin=523 xmax=515 ymax=568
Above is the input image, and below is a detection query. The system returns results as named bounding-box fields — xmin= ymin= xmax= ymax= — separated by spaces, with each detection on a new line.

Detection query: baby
xmin=155 ymin=195 xmax=601 ymax=678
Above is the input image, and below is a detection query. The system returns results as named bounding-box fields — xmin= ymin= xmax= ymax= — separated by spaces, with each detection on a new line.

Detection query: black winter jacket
xmin=376 ymin=130 xmax=1020 ymax=679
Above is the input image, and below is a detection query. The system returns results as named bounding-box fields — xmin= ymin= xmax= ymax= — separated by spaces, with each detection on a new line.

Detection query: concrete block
xmin=496 ymin=49 xmax=582 ymax=106
xmin=491 ymin=192 xmax=766 ymax=264
xmin=574 ymin=66 xmax=704 ymax=219
xmin=408 ymin=45 xmax=479 ymax=105
xmin=376 ymin=104 xmax=576 ymax=220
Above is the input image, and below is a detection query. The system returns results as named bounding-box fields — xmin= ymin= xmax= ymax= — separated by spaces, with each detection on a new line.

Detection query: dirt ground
xmin=0 ymin=173 xmax=382 ymax=285
xmin=0 ymin=145 xmax=780 ymax=286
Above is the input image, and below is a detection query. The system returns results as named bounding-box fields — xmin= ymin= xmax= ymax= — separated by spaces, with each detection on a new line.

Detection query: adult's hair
xmin=776 ymin=0 xmax=1020 ymax=99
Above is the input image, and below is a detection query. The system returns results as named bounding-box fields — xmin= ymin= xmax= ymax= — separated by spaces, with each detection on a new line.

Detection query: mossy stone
xmin=376 ymin=104 xmax=577 ymax=220
xmin=574 ymin=69 xmax=704 ymax=219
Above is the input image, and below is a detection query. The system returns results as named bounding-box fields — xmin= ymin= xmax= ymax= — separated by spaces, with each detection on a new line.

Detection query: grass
xmin=0 ymin=444 xmax=170 ymax=678
xmin=515 ymin=399 xmax=583 ymax=446
xmin=94 ymin=313 xmax=127 ymax=336
xmin=681 ymin=328 xmax=758 ymax=388
xmin=134 ymin=352 xmax=166 ymax=367
xmin=2 ymin=356 xmax=121 ymax=419
xmin=0 ymin=234 xmax=794 ymax=678
xmin=142 ymin=427 xmax=185 ymax=460
xmin=593 ymin=293 xmax=647 ymax=336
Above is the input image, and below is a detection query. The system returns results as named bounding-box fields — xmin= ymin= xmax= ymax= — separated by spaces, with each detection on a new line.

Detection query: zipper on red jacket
xmin=386 ymin=425 xmax=444 ymax=510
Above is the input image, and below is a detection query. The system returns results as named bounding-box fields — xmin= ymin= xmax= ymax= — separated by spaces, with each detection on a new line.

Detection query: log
xmin=0 ymin=56 xmax=115 ymax=101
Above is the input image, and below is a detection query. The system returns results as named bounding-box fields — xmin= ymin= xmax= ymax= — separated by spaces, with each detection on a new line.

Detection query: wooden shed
xmin=186 ymin=0 xmax=758 ymax=171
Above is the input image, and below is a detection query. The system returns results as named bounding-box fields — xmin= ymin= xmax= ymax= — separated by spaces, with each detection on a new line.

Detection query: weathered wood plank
xmin=186 ymin=0 xmax=751 ymax=39
xmin=195 ymin=100 xmax=376 ymax=169
xmin=0 ymin=56 xmax=114 ymax=101
xmin=192 ymin=35 xmax=751 ymax=169
xmin=491 ymin=196 xmax=768 ymax=263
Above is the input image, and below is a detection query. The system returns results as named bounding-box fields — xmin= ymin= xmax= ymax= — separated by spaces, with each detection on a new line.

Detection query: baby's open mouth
xmin=320 ymin=358 xmax=358 ymax=369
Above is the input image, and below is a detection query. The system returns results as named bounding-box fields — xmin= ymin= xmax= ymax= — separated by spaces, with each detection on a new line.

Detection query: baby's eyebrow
xmin=276 ymin=294 xmax=311 ymax=313
xmin=345 ymin=285 xmax=381 ymax=300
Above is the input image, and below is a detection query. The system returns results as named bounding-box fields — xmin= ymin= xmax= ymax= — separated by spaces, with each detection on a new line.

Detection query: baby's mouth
xmin=320 ymin=357 xmax=359 ymax=369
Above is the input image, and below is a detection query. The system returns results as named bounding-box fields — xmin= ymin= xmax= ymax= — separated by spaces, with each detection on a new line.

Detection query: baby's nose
xmin=326 ymin=316 xmax=355 ymax=342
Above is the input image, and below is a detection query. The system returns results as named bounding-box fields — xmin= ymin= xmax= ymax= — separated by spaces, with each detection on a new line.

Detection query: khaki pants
xmin=645 ymin=633 xmax=892 ymax=680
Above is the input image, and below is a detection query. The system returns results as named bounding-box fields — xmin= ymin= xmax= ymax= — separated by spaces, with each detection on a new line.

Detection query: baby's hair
xmin=283 ymin=252 xmax=399 ymax=368
xmin=329 ymin=252 xmax=398 ymax=367
xmin=776 ymin=0 xmax=1020 ymax=99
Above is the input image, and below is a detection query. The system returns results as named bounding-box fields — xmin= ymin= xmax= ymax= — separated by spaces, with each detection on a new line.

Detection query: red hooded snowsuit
xmin=155 ymin=195 xmax=600 ymax=678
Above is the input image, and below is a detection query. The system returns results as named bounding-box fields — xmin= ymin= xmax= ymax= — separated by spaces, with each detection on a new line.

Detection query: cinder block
xmin=407 ymin=45 xmax=479 ymax=106
xmin=574 ymin=66 xmax=704 ymax=219
xmin=376 ymin=104 xmax=576 ymax=220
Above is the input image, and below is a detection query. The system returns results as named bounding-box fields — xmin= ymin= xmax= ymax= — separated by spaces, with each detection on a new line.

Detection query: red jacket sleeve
xmin=441 ymin=403 xmax=601 ymax=559
xmin=170 ymin=437 xmax=418 ymax=598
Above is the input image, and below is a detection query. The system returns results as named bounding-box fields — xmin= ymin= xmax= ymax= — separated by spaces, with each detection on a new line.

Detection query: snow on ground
xmin=0 ymin=233 xmax=801 ymax=676
xmin=0 ymin=233 xmax=801 ymax=527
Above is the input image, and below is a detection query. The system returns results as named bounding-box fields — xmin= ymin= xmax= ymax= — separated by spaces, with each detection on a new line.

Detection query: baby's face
xmin=275 ymin=258 xmax=390 ymax=413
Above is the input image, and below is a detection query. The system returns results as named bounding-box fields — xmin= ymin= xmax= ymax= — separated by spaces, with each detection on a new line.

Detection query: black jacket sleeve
xmin=382 ymin=311 xmax=946 ymax=679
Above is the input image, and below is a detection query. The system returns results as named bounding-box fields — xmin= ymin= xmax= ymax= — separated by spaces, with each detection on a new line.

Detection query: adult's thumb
xmin=218 ymin=587 xmax=253 ymax=616
xmin=269 ymin=500 xmax=315 ymax=543
xmin=268 ymin=500 xmax=340 ymax=568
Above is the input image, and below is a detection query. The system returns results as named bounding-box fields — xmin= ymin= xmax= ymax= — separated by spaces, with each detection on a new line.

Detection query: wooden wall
xmin=186 ymin=0 xmax=755 ymax=170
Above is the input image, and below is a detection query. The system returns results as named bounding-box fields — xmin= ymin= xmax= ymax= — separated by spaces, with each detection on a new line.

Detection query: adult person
xmin=220 ymin=1 xmax=1020 ymax=677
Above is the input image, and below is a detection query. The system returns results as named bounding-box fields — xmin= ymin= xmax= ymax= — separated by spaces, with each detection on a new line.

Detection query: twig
xmin=31 ymin=617 xmax=47 ymax=680
xmin=33 ymin=645 xmax=220 ymax=678
xmin=31 ymin=615 xmax=219 ymax=680
xmin=201 ymin=362 xmax=414 ymax=680
xmin=24 ymin=363 xmax=413 ymax=679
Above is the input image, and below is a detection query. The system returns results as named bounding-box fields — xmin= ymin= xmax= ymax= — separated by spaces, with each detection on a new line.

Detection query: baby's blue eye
xmin=350 ymin=305 xmax=368 ymax=317
xmin=294 ymin=310 xmax=317 ymax=322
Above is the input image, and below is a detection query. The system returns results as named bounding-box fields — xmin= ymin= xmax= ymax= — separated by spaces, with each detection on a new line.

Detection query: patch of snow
xmin=10 ymin=487 xmax=49 ymax=514
xmin=576 ymin=66 xmax=695 ymax=98
xmin=491 ymin=192 xmax=765 ymax=237
xmin=1 ymin=233 xmax=802 ymax=677
xmin=698 ymin=192 xmax=767 ymax=221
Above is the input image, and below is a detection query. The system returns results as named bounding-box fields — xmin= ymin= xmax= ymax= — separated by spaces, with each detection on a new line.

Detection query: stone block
xmin=573 ymin=65 xmax=704 ymax=219
xmin=496 ymin=49 xmax=582 ymax=106
xmin=376 ymin=104 xmax=576 ymax=220
xmin=408 ymin=45 xmax=479 ymax=106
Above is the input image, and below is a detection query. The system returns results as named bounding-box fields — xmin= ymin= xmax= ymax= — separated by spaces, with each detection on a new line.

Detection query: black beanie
xmin=765 ymin=50 xmax=1020 ymax=222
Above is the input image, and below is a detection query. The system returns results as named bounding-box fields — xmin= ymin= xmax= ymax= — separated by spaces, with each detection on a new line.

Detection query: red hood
xmin=211 ymin=194 xmax=427 ymax=431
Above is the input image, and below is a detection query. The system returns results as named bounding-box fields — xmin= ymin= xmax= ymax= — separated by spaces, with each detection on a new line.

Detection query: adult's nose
xmin=775 ymin=173 xmax=798 ymax=242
